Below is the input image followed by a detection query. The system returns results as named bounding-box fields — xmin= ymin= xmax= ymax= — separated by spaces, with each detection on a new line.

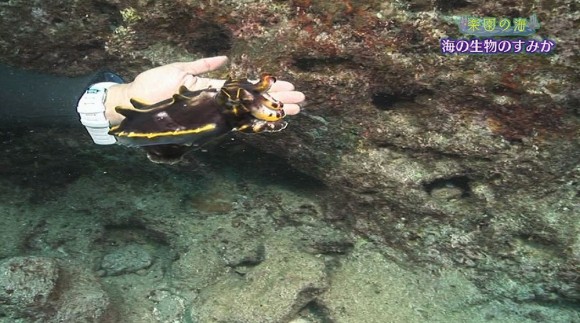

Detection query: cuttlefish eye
xmin=239 ymin=89 xmax=254 ymax=102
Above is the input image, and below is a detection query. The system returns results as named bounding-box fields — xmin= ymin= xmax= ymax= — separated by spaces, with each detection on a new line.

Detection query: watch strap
xmin=77 ymin=82 xmax=118 ymax=145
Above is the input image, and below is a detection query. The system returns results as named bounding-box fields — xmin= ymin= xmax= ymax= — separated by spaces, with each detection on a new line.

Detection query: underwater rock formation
xmin=0 ymin=256 xmax=110 ymax=322
xmin=0 ymin=0 xmax=578 ymax=320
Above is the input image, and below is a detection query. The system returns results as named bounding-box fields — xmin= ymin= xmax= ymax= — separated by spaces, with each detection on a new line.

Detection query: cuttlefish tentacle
xmin=251 ymin=95 xmax=286 ymax=121
xmin=236 ymin=119 xmax=288 ymax=133
xmin=251 ymin=73 xmax=277 ymax=92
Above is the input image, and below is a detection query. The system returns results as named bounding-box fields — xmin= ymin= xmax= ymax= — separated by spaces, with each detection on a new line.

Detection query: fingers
xmin=269 ymin=80 xmax=295 ymax=92
xmin=174 ymin=56 xmax=229 ymax=75
xmin=269 ymin=91 xmax=305 ymax=104
xmin=179 ymin=65 xmax=304 ymax=115
xmin=269 ymin=91 xmax=304 ymax=116
xmin=283 ymin=104 xmax=301 ymax=115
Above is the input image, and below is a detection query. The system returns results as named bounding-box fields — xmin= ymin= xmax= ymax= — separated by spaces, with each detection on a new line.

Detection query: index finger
xmin=269 ymin=80 xmax=295 ymax=92
xmin=173 ymin=56 xmax=229 ymax=75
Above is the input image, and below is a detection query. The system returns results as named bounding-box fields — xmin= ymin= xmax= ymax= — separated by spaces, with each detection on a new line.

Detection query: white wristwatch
xmin=77 ymin=82 xmax=118 ymax=145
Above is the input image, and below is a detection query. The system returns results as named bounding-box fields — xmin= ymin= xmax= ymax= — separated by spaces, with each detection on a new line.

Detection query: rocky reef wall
xmin=1 ymin=0 xmax=578 ymax=309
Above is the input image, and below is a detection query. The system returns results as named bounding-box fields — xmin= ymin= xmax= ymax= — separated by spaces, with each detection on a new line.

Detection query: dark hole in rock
xmin=292 ymin=56 xmax=351 ymax=71
xmin=94 ymin=1 xmax=123 ymax=26
xmin=407 ymin=0 xmax=433 ymax=11
xmin=372 ymin=88 xmax=434 ymax=110
xmin=423 ymin=175 xmax=471 ymax=198
xmin=434 ymin=0 xmax=471 ymax=12
xmin=74 ymin=40 xmax=105 ymax=51
xmin=408 ymin=0 xmax=471 ymax=12
xmin=185 ymin=22 xmax=232 ymax=56
xmin=371 ymin=92 xmax=399 ymax=110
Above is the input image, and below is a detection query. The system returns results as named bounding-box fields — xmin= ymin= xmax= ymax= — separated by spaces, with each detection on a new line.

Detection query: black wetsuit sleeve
xmin=0 ymin=64 xmax=124 ymax=126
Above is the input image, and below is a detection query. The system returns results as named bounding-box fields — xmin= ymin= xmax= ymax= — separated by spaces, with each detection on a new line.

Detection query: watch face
xmin=86 ymin=88 xmax=102 ymax=94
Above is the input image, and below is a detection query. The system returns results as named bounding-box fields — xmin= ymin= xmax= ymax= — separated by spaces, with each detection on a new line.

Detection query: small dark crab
xmin=109 ymin=73 xmax=288 ymax=164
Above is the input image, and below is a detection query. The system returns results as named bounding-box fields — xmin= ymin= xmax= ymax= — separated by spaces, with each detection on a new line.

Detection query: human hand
xmin=104 ymin=56 xmax=304 ymax=125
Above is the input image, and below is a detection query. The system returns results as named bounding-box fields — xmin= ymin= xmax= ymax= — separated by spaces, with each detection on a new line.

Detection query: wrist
xmin=104 ymin=83 xmax=131 ymax=126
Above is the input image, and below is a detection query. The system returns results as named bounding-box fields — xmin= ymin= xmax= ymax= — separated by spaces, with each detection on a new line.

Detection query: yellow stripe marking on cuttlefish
xmin=115 ymin=123 xmax=217 ymax=139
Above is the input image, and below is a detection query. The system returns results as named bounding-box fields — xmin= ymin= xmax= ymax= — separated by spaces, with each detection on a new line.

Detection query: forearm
xmin=0 ymin=64 xmax=125 ymax=127
xmin=0 ymin=64 xmax=96 ymax=125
